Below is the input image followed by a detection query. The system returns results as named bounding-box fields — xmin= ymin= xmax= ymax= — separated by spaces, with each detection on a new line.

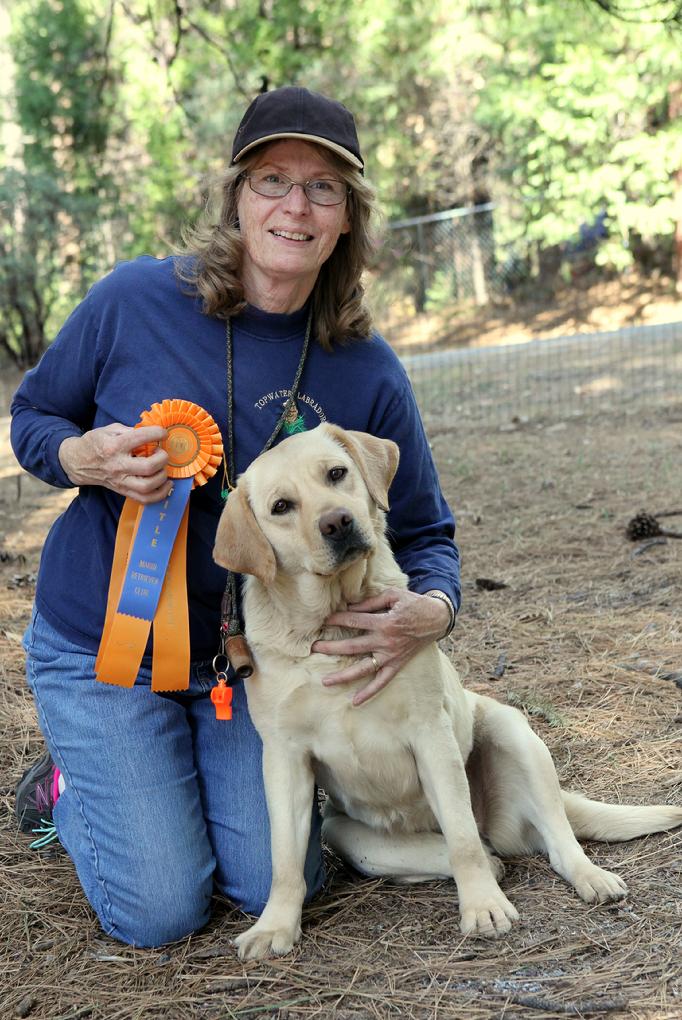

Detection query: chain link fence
xmin=369 ymin=202 xmax=607 ymax=327
xmin=369 ymin=204 xmax=504 ymax=327
xmin=399 ymin=321 xmax=682 ymax=427
xmin=367 ymin=204 xmax=681 ymax=425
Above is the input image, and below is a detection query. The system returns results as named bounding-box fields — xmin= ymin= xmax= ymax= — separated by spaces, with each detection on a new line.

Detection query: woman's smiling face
xmin=237 ymin=139 xmax=351 ymax=312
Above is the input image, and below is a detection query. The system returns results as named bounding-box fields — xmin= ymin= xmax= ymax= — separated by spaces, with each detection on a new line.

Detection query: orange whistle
xmin=211 ymin=679 xmax=233 ymax=721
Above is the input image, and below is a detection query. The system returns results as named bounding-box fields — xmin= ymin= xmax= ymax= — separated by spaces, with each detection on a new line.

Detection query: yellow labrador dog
xmin=213 ymin=423 xmax=682 ymax=961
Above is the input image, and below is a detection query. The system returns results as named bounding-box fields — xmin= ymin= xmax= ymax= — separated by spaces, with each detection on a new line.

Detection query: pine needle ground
xmin=1 ymin=402 xmax=680 ymax=1020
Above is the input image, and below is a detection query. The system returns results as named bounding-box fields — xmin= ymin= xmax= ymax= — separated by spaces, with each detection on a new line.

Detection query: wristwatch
xmin=424 ymin=589 xmax=457 ymax=639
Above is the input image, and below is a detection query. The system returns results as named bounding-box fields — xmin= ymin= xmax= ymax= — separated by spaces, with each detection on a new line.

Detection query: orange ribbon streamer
xmin=96 ymin=400 xmax=223 ymax=693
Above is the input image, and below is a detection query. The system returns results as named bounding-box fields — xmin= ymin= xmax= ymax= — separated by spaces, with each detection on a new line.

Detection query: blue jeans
xmin=23 ymin=608 xmax=324 ymax=947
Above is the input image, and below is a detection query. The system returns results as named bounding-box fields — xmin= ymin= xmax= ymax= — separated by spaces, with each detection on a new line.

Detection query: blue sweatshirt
xmin=11 ymin=256 xmax=460 ymax=663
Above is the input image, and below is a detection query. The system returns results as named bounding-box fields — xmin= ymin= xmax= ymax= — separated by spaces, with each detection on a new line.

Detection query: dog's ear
xmin=324 ymin=425 xmax=400 ymax=512
xmin=213 ymin=484 xmax=277 ymax=585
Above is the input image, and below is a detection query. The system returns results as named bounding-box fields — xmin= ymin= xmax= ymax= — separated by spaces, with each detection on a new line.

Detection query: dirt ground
xmin=383 ymin=270 xmax=682 ymax=352
xmin=1 ymin=293 xmax=681 ymax=1019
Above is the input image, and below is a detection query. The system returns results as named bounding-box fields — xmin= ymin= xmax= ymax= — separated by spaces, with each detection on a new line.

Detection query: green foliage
xmin=472 ymin=1 xmax=681 ymax=270
xmin=2 ymin=0 xmax=681 ymax=365
xmin=425 ymin=269 xmax=457 ymax=312
xmin=13 ymin=0 xmax=112 ymax=169
xmin=0 ymin=168 xmax=62 ymax=367
xmin=2 ymin=0 xmax=118 ymax=365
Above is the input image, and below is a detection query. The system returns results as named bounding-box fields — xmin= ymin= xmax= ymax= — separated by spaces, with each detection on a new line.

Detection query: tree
xmin=585 ymin=0 xmax=682 ymax=25
xmin=1 ymin=0 xmax=117 ymax=365
xmin=471 ymin=0 xmax=682 ymax=278
xmin=3 ymin=0 xmax=681 ymax=362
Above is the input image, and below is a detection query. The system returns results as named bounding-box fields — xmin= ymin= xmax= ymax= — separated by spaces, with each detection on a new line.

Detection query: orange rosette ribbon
xmin=134 ymin=398 xmax=223 ymax=487
xmin=95 ymin=400 xmax=223 ymax=694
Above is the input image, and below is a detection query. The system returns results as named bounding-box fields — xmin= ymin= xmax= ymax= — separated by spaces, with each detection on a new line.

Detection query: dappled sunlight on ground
xmin=379 ymin=271 xmax=682 ymax=352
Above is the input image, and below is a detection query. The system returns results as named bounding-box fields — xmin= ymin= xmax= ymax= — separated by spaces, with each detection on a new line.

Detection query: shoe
xmin=15 ymin=751 xmax=61 ymax=849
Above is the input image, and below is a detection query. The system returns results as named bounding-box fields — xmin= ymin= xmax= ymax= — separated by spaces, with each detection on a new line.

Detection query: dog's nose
xmin=319 ymin=508 xmax=354 ymax=542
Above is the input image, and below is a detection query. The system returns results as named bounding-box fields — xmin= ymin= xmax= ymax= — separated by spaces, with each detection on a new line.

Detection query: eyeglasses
xmin=244 ymin=169 xmax=350 ymax=206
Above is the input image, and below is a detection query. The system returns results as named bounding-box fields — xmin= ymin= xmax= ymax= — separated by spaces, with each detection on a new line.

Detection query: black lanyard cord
xmin=217 ymin=307 xmax=313 ymax=679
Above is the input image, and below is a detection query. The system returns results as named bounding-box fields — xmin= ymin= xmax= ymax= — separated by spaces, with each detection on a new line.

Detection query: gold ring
xmin=369 ymin=652 xmax=380 ymax=672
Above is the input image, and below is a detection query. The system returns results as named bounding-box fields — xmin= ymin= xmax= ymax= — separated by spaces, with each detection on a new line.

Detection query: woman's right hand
xmin=58 ymin=424 xmax=171 ymax=503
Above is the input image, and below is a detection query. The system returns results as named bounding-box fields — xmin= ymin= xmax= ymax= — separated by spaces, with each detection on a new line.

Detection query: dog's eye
xmin=271 ymin=498 xmax=292 ymax=515
xmin=328 ymin=466 xmax=347 ymax=483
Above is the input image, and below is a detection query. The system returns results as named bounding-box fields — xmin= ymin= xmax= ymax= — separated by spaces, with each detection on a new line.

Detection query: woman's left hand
xmin=311 ymin=587 xmax=451 ymax=707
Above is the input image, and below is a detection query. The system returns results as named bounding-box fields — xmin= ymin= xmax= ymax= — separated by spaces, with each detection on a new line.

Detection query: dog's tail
xmin=562 ymin=791 xmax=682 ymax=841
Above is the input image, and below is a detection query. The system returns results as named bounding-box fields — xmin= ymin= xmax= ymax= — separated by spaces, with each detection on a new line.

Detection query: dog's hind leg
xmin=323 ymin=804 xmax=449 ymax=881
xmin=474 ymin=697 xmax=628 ymax=904
xmin=323 ymin=804 xmax=505 ymax=884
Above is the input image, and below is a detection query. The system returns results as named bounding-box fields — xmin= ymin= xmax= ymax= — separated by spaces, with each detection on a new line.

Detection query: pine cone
xmin=625 ymin=512 xmax=682 ymax=541
xmin=625 ymin=512 xmax=663 ymax=540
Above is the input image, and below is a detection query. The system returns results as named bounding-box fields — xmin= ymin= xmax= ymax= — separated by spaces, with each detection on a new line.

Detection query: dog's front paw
xmin=459 ymin=886 xmax=520 ymax=937
xmin=234 ymin=918 xmax=302 ymax=961
xmin=571 ymin=863 xmax=628 ymax=904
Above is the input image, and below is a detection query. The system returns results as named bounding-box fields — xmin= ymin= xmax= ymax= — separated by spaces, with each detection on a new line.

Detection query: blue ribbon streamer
xmin=117 ymin=476 xmax=194 ymax=620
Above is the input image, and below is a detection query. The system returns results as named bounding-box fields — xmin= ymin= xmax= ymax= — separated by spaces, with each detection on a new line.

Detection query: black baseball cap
xmin=231 ymin=86 xmax=364 ymax=171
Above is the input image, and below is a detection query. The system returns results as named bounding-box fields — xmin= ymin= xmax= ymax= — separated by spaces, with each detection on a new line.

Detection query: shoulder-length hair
xmin=175 ymin=146 xmax=379 ymax=350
